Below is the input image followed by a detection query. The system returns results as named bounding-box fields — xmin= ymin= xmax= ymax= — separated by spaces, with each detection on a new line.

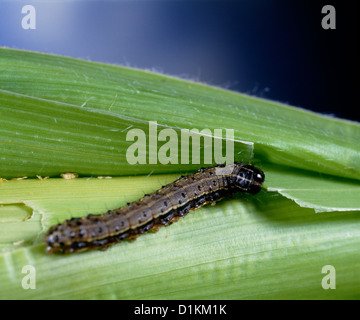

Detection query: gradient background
xmin=0 ymin=0 xmax=358 ymax=121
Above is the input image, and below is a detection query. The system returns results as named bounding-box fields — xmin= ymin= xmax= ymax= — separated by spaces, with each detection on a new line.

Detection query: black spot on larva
xmin=114 ymin=231 xmax=129 ymax=241
xmin=160 ymin=211 xmax=174 ymax=225
xmin=92 ymin=238 xmax=108 ymax=247
xmin=196 ymin=196 xmax=206 ymax=206
xmin=73 ymin=242 xmax=87 ymax=249
xmin=46 ymin=236 xmax=55 ymax=245
xmin=78 ymin=229 xmax=86 ymax=238
xmin=207 ymin=191 xmax=221 ymax=202
xmin=138 ymin=221 xmax=154 ymax=233
xmin=143 ymin=223 xmax=153 ymax=232
xmin=177 ymin=203 xmax=191 ymax=217
xmin=44 ymin=163 xmax=264 ymax=253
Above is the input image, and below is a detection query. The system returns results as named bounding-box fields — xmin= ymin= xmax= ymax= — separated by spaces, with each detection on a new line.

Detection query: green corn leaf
xmin=0 ymin=48 xmax=359 ymax=181
xmin=0 ymin=48 xmax=359 ymax=299
xmin=0 ymin=177 xmax=359 ymax=299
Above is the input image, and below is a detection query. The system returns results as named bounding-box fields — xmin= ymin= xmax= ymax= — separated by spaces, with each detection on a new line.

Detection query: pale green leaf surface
xmin=0 ymin=177 xmax=359 ymax=299
xmin=264 ymin=164 xmax=360 ymax=212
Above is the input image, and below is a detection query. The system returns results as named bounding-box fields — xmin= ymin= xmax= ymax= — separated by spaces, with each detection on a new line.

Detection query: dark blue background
xmin=0 ymin=0 xmax=358 ymax=121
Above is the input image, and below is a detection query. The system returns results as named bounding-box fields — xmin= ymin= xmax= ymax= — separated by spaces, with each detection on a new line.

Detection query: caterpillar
xmin=44 ymin=162 xmax=265 ymax=253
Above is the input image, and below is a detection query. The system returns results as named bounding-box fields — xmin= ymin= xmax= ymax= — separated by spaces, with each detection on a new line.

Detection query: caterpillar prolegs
xmin=45 ymin=162 xmax=265 ymax=253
